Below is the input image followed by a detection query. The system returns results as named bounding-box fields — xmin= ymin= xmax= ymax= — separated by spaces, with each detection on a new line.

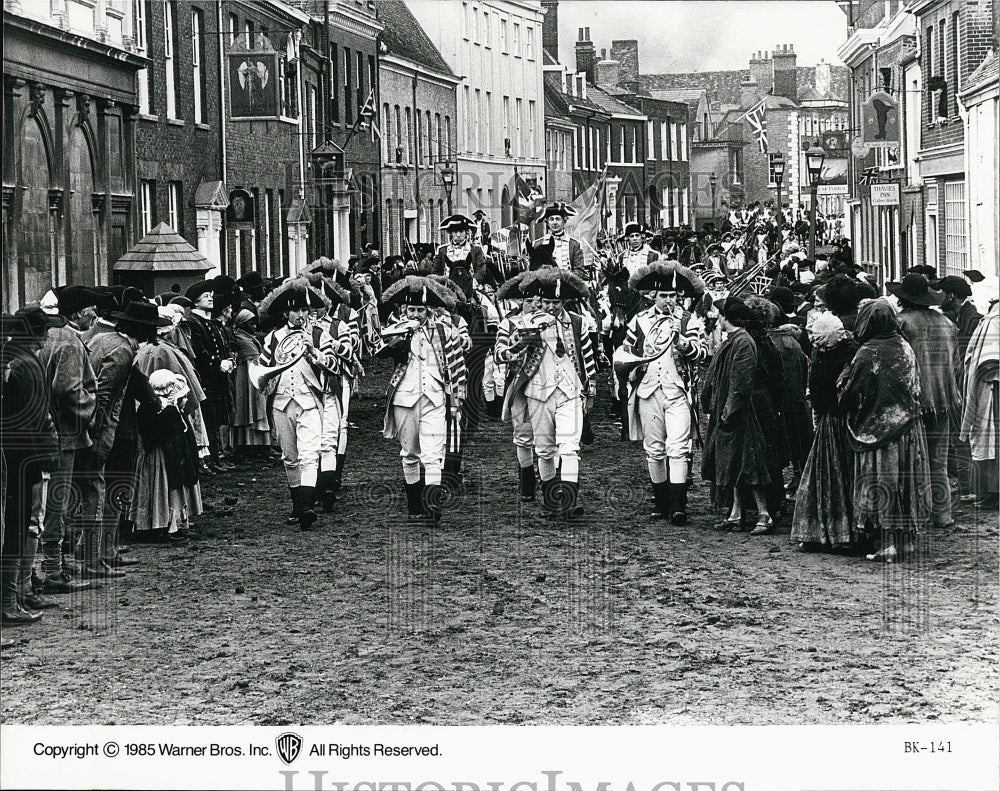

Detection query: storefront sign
xmin=228 ymin=51 xmax=281 ymax=120
xmin=870 ymin=183 xmax=900 ymax=206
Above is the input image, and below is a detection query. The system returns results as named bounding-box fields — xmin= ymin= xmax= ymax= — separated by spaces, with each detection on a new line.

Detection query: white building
xmin=958 ymin=50 xmax=999 ymax=278
xmin=407 ymin=0 xmax=546 ymax=227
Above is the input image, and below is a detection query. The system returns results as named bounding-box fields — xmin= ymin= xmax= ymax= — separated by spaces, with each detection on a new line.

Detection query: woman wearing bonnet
xmin=790 ymin=312 xmax=859 ymax=551
xmin=131 ymin=370 xmax=203 ymax=542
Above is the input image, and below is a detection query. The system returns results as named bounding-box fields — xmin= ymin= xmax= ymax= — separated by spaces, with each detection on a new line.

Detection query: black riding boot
xmin=519 ymin=465 xmax=537 ymax=502
xmin=651 ymin=481 xmax=672 ymax=519
xmin=669 ymin=483 xmax=689 ymax=526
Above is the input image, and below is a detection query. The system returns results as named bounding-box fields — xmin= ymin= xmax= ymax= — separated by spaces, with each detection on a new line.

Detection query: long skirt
xmin=790 ymin=413 xmax=854 ymax=547
xmin=131 ymin=447 xmax=203 ymax=534
xmin=230 ymin=363 xmax=270 ymax=447
xmin=852 ymin=419 xmax=931 ymax=540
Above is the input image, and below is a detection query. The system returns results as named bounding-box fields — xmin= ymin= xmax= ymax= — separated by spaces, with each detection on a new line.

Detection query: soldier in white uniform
xmin=609 ymin=222 xmax=659 ymax=281
xmin=493 ymin=272 xmax=540 ymax=501
xmin=503 ymin=268 xmax=596 ymax=519
xmin=617 ymin=262 xmax=708 ymax=525
xmin=378 ymin=276 xmax=468 ymax=524
xmin=255 ymin=283 xmax=336 ymax=530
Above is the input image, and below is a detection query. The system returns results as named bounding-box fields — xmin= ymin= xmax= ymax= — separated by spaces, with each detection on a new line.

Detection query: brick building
xmin=132 ymin=0 xmax=224 ymax=276
xmin=376 ymin=0 xmax=459 ymax=256
xmin=3 ymin=0 xmax=145 ymax=311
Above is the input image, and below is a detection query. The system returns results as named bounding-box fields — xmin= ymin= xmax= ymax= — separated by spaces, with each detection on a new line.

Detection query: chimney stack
xmin=596 ymin=58 xmax=622 ymax=90
xmin=541 ymin=0 xmax=559 ymax=62
xmin=814 ymin=58 xmax=831 ymax=97
xmin=575 ymin=28 xmax=596 ymax=84
xmin=611 ymin=39 xmax=640 ymax=87
xmin=740 ymin=76 xmax=760 ymax=108
xmin=771 ymin=43 xmax=797 ymax=99
xmin=749 ymin=50 xmax=773 ymax=95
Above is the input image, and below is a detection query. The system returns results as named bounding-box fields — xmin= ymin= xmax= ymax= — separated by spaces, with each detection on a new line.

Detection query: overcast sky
xmin=555 ymin=1 xmax=847 ymax=72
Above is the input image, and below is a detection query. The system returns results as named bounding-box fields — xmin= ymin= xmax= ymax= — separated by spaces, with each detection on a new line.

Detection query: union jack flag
xmin=741 ymin=99 xmax=767 ymax=153
xmin=859 ymin=166 xmax=880 ymax=185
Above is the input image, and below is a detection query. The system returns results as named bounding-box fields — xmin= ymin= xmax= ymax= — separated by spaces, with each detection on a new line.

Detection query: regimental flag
xmin=564 ymin=169 xmax=607 ymax=275
xmin=859 ymin=166 xmax=880 ymax=185
xmin=512 ymin=173 xmax=545 ymax=226
xmin=741 ymin=99 xmax=768 ymax=153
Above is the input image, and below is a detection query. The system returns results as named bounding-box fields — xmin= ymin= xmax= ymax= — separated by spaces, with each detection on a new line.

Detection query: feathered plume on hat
xmin=381 ymin=275 xmax=456 ymax=311
xmin=301 ymin=272 xmax=352 ymax=309
xmin=497 ymin=272 xmax=530 ymax=300
xmin=628 ymin=261 xmax=706 ymax=298
xmin=428 ymin=275 xmax=469 ymax=305
xmin=258 ymin=277 xmax=331 ymax=316
xmin=519 ymin=267 xmax=590 ymax=301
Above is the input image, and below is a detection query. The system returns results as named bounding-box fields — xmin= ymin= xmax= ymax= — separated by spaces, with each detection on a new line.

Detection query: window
xmin=382 ymin=103 xmax=391 ymax=161
xmin=527 ymin=99 xmax=535 ymax=158
xmin=515 ymin=97 xmax=523 ymax=157
xmin=140 ymin=180 xmax=155 ymax=234
xmin=330 ymin=44 xmax=340 ymax=122
xmin=244 ymin=20 xmax=254 ymax=49
xmin=444 ymin=116 xmax=451 ymax=158
xmin=472 ymin=4 xmax=479 ymax=43
xmin=647 ymin=121 xmax=655 ymax=160
xmin=228 ymin=12 xmax=237 ymax=45
xmin=405 ymin=106 xmax=412 ymax=164
xmin=526 ymin=27 xmax=534 ymax=60
xmin=435 ymin=113 xmax=442 ymax=160
xmin=500 ymin=18 xmax=507 ymax=53
xmin=485 ymin=92 xmax=492 ymax=154
xmin=163 ymin=1 xmax=177 ymax=118
xmin=513 ymin=22 xmax=520 ymax=57
xmin=393 ymin=105 xmax=402 ymax=162
xmin=944 ymin=180 xmax=967 ymax=275
xmin=951 ymin=11 xmax=960 ymax=113
xmin=263 ymin=190 xmax=273 ymax=277
xmin=474 ymin=90 xmax=481 ymax=153
xmin=192 ymin=9 xmax=205 ymax=124
xmin=136 ymin=0 xmax=151 ymax=114
xmin=679 ymin=122 xmax=688 ymax=160
xmin=462 ymin=2 xmax=470 ymax=40
xmin=661 ymin=120 xmax=668 ymax=161
xmin=168 ymin=181 xmax=182 ymax=233
xmin=307 ymin=85 xmax=317 ymax=150
xmin=425 ymin=110 xmax=432 ymax=165
xmin=938 ymin=18 xmax=945 ymax=87
xmin=356 ymin=50 xmax=365 ymax=115
xmin=344 ymin=47 xmax=353 ymax=126
xmin=503 ymin=95 xmax=511 ymax=149
xmin=925 ymin=26 xmax=934 ymax=122
xmin=483 ymin=10 xmax=491 ymax=47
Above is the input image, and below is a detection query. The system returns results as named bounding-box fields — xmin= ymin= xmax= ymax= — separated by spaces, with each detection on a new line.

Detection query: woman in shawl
xmin=132 ymin=369 xmax=202 ymax=542
xmin=837 ymin=299 xmax=932 ymax=562
xmin=790 ymin=313 xmax=858 ymax=550
xmin=229 ymin=308 xmax=271 ymax=455
xmin=700 ymin=297 xmax=782 ymax=534
xmin=959 ymin=301 xmax=1000 ymax=507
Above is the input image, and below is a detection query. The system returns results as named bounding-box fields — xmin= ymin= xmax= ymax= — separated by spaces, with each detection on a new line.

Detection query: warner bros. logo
xmin=276 ymin=732 xmax=304 ymax=765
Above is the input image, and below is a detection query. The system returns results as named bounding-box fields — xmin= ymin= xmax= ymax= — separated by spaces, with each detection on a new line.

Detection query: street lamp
xmin=805 ymin=140 xmax=826 ymax=260
xmin=772 ymin=154 xmax=786 ymax=234
xmin=440 ymin=160 xmax=455 ymax=215
xmin=708 ymin=172 xmax=718 ymax=225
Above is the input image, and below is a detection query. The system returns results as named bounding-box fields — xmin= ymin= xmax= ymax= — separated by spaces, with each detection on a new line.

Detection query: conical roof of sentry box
xmin=113 ymin=222 xmax=213 ymax=272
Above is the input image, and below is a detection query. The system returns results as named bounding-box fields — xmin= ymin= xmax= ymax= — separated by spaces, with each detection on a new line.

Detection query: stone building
xmin=3 ymin=0 xmax=145 ymax=311
xmin=376 ymin=0 xmax=459 ymax=256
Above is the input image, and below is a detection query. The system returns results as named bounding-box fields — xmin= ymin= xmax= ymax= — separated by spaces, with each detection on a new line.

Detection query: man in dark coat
xmin=185 ymin=280 xmax=236 ymax=471
xmin=535 ymin=203 xmax=587 ymax=277
xmin=891 ymin=273 xmax=960 ymax=528
xmin=2 ymin=309 xmax=61 ymax=626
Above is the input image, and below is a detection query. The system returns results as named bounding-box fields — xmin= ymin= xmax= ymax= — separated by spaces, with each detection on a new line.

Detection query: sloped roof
xmin=376 ymin=1 xmax=454 ymax=77
xmin=589 ymin=84 xmax=645 ymax=117
xmin=649 ymin=88 xmax=707 ymax=103
xmin=114 ymin=223 xmax=212 ymax=272
xmin=962 ymin=49 xmax=998 ymax=94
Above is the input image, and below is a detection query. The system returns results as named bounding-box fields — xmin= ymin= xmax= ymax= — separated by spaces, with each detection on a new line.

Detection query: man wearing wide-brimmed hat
xmin=185 ymin=280 xmax=237 ymax=472
xmin=72 ymin=301 xmax=169 ymax=579
xmin=255 ymin=282 xmax=335 ymax=530
xmin=34 ymin=288 xmax=102 ymax=594
xmin=890 ymin=272 xmax=960 ymax=529
xmin=377 ymin=276 xmax=467 ymax=524
xmin=617 ymin=262 xmax=707 ymax=524
xmin=501 ymin=268 xmax=596 ymax=519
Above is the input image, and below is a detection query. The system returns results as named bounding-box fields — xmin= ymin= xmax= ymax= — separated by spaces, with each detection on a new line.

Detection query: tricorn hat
xmin=185 ymin=280 xmax=215 ymax=302
xmin=57 ymin=286 xmax=102 ymax=318
xmin=768 ymin=285 xmax=803 ymax=313
xmin=540 ymin=202 xmax=576 ymax=221
xmin=628 ymin=261 xmax=706 ymax=298
xmin=382 ymin=275 xmax=455 ymax=310
xmin=886 ymin=273 xmax=944 ymax=307
xmin=623 ymin=221 xmax=643 ymax=237
xmin=3 ymin=306 xmax=67 ymax=339
xmin=934 ymin=275 xmax=973 ymax=299
xmin=519 ymin=268 xmax=589 ymax=301
xmin=439 ymin=214 xmax=476 ymax=233
xmin=109 ymin=300 xmax=172 ymax=327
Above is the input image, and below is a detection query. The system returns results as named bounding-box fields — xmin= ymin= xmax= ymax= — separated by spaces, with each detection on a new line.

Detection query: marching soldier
xmin=502 ymin=268 xmax=596 ymax=519
xmin=254 ymin=282 xmax=336 ymax=531
xmin=493 ymin=273 xmax=539 ymax=502
xmin=377 ymin=276 xmax=468 ymax=524
xmin=607 ymin=222 xmax=659 ymax=283
xmin=617 ymin=262 xmax=708 ymax=525
xmin=534 ymin=203 xmax=587 ymax=278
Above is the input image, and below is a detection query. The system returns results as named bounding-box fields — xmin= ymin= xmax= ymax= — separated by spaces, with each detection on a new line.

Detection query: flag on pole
xmin=740 ymin=99 xmax=768 ymax=153
xmin=348 ymin=88 xmax=379 ymax=142
xmin=512 ymin=173 xmax=545 ymax=226
xmin=564 ymin=169 xmax=607 ymax=261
